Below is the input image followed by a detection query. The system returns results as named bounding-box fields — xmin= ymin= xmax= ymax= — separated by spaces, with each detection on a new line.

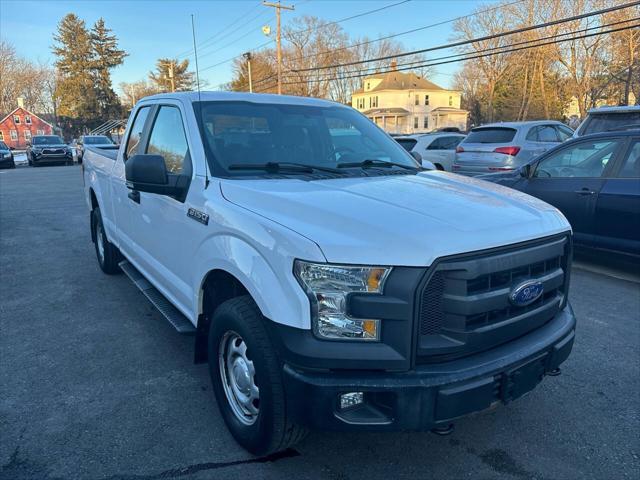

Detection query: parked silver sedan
xmin=453 ymin=121 xmax=573 ymax=176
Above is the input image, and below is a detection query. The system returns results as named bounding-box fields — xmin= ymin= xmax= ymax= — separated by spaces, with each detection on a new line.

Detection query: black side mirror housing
xmin=411 ymin=151 xmax=422 ymax=163
xmin=520 ymin=164 xmax=531 ymax=178
xmin=125 ymin=154 xmax=188 ymax=198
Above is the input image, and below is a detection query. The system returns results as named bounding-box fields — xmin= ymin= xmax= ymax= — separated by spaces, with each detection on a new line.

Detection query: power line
xmin=291 ymin=0 xmax=640 ymax=73
xmin=274 ymin=16 xmax=639 ymax=84
xmin=197 ymin=0 xmax=414 ymax=73
xmin=276 ymin=22 xmax=639 ymax=86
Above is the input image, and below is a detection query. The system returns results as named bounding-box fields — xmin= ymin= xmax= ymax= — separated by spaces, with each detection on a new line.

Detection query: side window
xmin=146 ymin=106 xmax=189 ymax=174
xmin=441 ymin=136 xmax=462 ymax=149
xmin=526 ymin=127 xmax=538 ymax=141
xmin=556 ymin=125 xmax=574 ymax=141
xmin=537 ymin=125 xmax=560 ymax=142
xmin=617 ymin=141 xmax=640 ymax=178
xmin=427 ymin=138 xmax=443 ymax=150
xmin=125 ymin=106 xmax=151 ymax=159
xmin=534 ymin=140 xmax=621 ymax=178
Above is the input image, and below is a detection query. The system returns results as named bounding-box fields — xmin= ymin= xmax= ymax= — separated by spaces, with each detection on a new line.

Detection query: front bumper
xmin=33 ymin=154 xmax=72 ymax=164
xmin=0 ymin=157 xmax=14 ymax=167
xmin=282 ymin=304 xmax=576 ymax=431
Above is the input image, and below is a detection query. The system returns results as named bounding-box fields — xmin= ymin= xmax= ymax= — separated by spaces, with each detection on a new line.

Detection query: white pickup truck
xmin=83 ymin=92 xmax=576 ymax=455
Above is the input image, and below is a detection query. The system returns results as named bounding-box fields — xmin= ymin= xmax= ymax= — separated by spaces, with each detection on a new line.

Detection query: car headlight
xmin=294 ymin=260 xmax=391 ymax=341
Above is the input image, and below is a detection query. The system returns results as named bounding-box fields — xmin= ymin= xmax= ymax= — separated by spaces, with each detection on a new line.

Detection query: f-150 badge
xmin=187 ymin=208 xmax=209 ymax=225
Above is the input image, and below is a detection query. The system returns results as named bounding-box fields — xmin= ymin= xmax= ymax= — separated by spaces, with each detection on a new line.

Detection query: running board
xmin=119 ymin=260 xmax=196 ymax=335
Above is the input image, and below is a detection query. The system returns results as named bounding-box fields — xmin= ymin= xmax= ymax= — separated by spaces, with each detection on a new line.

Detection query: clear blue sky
xmin=0 ymin=0 xmax=481 ymax=92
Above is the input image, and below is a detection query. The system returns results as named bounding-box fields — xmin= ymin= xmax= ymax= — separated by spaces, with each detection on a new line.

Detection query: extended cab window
xmin=125 ymin=106 xmax=151 ymax=159
xmin=146 ymin=106 xmax=190 ymax=174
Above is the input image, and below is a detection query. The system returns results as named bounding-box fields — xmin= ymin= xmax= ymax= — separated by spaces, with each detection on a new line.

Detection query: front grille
xmin=43 ymin=149 xmax=64 ymax=155
xmin=416 ymin=234 xmax=571 ymax=362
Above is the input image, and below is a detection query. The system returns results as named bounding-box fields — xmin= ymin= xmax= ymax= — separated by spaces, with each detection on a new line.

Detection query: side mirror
xmin=411 ymin=151 xmax=422 ymax=163
xmin=520 ymin=164 xmax=532 ymax=178
xmin=125 ymin=154 xmax=188 ymax=198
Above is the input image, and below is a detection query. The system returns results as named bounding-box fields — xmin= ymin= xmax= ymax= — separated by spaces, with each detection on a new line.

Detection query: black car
xmin=27 ymin=135 xmax=73 ymax=166
xmin=480 ymin=130 xmax=640 ymax=257
xmin=0 ymin=141 xmax=15 ymax=169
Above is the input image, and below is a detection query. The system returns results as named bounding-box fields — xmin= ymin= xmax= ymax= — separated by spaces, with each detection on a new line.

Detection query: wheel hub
xmin=219 ymin=331 xmax=259 ymax=425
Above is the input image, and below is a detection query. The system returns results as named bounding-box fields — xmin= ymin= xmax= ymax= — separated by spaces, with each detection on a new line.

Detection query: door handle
xmin=128 ymin=190 xmax=140 ymax=203
xmin=574 ymin=188 xmax=596 ymax=196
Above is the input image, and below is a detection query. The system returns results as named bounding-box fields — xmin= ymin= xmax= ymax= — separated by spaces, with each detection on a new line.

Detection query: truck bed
xmin=85 ymin=145 xmax=119 ymax=161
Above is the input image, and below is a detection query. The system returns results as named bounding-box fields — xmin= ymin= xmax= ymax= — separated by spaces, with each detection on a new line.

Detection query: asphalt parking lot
xmin=1 ymin=165 xmax=639 ymax=480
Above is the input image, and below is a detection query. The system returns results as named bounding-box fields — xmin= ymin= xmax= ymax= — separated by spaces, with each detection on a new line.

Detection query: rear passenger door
xmin=594 ymin=138 xmax=640 ymax=255
xmin=525 ymin=125 xmax=561 ymax=159
xmin=425 ymin=136 xmax=463 ymax=171
xmin=125 ymin=103 xmax=201 ymax=315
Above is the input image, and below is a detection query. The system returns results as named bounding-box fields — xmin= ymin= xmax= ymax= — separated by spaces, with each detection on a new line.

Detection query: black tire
xmin=208 ymin=296 xmax=307 ymax=455
xmin=91 ymin=207 xmax=121 ymax=274
xmin=10 ymin=162 xmax=15 ymax=169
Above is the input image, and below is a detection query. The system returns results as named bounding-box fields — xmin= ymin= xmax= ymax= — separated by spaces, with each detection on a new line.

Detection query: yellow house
xmin=351 ymin=67 xmax=468 ymax=134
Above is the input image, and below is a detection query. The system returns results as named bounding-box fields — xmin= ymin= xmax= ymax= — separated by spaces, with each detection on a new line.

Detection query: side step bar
xmin=119 ymin=260 xmax=196 ymax=335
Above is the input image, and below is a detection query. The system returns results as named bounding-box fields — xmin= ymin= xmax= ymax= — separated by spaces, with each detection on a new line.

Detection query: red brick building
xmin=0 ymin=107 xmax=54 ymax=149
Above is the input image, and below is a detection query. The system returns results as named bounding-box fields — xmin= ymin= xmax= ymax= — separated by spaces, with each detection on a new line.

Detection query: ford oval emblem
xmin=509 ymin=280 xmax=544 ymax=307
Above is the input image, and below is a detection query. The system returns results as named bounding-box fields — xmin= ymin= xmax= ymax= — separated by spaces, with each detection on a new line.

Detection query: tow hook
xmin=547 ymin=367 xmax=561 ymax=377
xmin=431 ymin=423 xmax=455 ymax=436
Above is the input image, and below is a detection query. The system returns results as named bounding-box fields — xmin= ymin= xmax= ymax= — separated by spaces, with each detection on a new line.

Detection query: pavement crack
xmin=99 ymin=448 xmax=301 ymax=480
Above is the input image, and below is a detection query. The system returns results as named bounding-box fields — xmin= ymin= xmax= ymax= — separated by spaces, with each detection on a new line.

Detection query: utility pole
xmin=243 ymin=52 xmax=253 ymax=93
xmin=263 ymin=1 xmax=294 ymax=95
xmin=161 ymin=61 xmax=176 ymax=92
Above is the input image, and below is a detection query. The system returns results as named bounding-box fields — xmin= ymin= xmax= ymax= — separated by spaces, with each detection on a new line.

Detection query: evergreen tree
xmin=52 ymin=14 xmax=97 ymax=122
xmin=91 ymin=18 xmax=127 ymax=119
xmin=149 ymin=59 xmax=195 ymax=92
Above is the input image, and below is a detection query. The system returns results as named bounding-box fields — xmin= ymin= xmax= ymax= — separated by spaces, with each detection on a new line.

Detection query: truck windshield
xmin=196 ymin=101 xmax=418 ymax=177
xmin=84 ymin=136 xmax=113 ymax=144
xmin=33 ymin=136 xmax=64 ymax=145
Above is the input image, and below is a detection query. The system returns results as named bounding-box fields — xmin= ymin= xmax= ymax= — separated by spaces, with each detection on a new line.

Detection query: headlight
xmin=294 ymin=260 xmax=391 ymax=341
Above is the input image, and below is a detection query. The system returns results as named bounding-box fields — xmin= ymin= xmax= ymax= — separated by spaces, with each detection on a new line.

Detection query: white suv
xmin=394 ymin=133 xmax=466 ymax=171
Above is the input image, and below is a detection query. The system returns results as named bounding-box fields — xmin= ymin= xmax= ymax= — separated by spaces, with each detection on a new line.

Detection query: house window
xmin=424 ymin=117 xmax=428 ymax=129
xmin=414 ymin=94 xmax=419 ymax=106
xmin=366 ymin=82 xmax=370 ymax=90
xmin=414 ymin=116 xmax=419 ymax=129
xmin=425 ymin=95 xmax=429 ymax=106
xmin=13 ymin=115 xmax=20 ymax=124
xmin=24 ymin=130 xmax=32 ymax=140
xmin=10 ymin=130 xmax=18 ymax=140
xmin=25 ymin=115 xmax=32 ymax=125
xmin=37 ymin=129 xmax=44 ymax=135
xmin=0 ymin=132 xmax=3 ymax=141
xmin=372 ymin=96 xmax=378 ymax=108
xmin=449 ymin=96 xmax=453 ymax=106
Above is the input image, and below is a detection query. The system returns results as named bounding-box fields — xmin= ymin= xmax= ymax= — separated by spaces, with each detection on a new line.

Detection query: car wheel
xmin=91 ymin=207 xmax=121 ymax=274
xmin=208 ymin=296 xmax=307 ymax=455
xmin=10 ymin=162 xmax=15 ymax=169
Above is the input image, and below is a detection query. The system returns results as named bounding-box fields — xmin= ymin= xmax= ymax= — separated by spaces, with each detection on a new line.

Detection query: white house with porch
xmin=351 ymin=66 xmax=468 ymax=134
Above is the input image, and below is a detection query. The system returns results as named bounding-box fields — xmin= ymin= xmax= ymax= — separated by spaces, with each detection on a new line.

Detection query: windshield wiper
xmin=337 ymin=159 xmax=420 ymax=170
xmin=228 ymin=161 xmax=342 ymax=174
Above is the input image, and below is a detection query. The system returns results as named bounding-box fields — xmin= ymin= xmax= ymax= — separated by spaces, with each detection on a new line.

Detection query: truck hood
xmin=220 ymin=172 xmax=570 ymax=266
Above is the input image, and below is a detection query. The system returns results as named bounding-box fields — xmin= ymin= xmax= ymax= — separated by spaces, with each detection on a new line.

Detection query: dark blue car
xmin=480 ymin=130 xmax=640 ymax=257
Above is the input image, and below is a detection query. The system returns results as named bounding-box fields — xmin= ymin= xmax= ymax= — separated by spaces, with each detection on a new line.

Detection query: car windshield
xmin=465 ymin=127 xmax=517 ymax=143
xmin=84 ymin=136 xmax=113 ymax=144
xmin=197 ymin=101 xmax=418 ymax=177
xmin=33 ymin=136 xmax=64 ymax=145
xmin=581 ymin=112 xmax=640 ymax=135
xmin=0 ymin=141 xmax=8 ymax=150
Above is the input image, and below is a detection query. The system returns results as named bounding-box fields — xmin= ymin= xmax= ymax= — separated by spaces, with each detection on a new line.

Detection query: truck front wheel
xmin=208 ymin=296 xmax=307 ymax=455
xmin=91 ymin=207 xmax=121 ymax=274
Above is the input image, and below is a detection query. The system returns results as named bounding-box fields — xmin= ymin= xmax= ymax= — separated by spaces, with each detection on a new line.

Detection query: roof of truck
xmin=586 ymin=105 xmax=640 ymax=114
xmin=138 ymin=91 xmax=345 ymax=108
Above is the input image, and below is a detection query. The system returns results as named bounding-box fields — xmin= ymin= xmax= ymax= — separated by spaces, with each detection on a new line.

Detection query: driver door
xmin=524 ymin=138 xmax=625 ymax=244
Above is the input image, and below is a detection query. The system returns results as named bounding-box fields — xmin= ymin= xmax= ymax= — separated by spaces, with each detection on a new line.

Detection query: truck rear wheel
xmin=91 ymin=207 xmax=121 ymax=274
xmin=208 ymin=296 xmax=307 ymax=455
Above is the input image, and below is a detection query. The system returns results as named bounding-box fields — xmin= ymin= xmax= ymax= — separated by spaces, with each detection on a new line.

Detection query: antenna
xmin=191 ymin=14 xmax=209 ymax=188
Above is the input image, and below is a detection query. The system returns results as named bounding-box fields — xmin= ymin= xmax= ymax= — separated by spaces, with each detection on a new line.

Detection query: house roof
xmin=353 ymin=70 xmax=447 ymax=94
xmin=362 ymin=107 xmax=410 ymax=116
xmin=0 ymin=107 xmax=54 ymax=128
xmin=430 ymin=107 xmax=469 ymax=114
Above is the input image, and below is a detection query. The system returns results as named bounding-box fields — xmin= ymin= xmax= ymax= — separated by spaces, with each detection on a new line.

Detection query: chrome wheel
xmin=95 ymin=219 xmax=105 ymax=264
xmin=219 ymin=331 xmax=259 ymax=425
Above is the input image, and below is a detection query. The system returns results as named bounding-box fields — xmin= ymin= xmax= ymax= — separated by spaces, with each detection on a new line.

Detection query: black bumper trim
xmin=282 ymin=304 xmax=576 ymax=431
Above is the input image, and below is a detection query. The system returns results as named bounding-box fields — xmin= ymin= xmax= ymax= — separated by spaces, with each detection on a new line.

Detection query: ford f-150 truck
xmin=83 ymin=92 xmax=576 ymax=455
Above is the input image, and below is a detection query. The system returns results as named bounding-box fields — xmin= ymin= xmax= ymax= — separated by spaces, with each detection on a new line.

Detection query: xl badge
xmin=509 ymin=280 xmax=544 ymax=307
xmin=187 ymin=208 xmax=209 ymax=225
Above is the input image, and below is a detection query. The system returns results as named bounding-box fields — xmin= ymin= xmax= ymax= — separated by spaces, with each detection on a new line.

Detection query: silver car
xmin=394 ymin=133 xmax=466 ymax=171
xmin=453 ymin=121 xmax=573 ymax=176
